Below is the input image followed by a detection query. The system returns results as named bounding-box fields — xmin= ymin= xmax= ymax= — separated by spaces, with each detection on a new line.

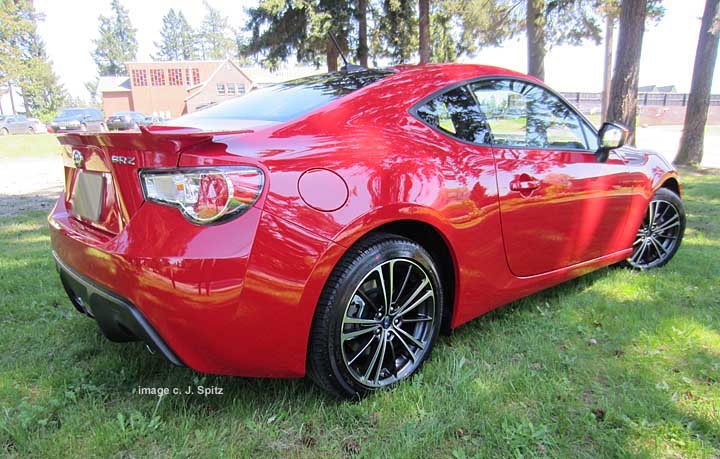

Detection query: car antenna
xmin=328 ymin=31 xmax=365 ymax=73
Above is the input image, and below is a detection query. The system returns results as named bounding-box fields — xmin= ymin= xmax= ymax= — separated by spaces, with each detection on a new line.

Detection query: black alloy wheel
xmin=626 ymin=187 xmax=685 ymax=270
xmin=308 ymin=234 xmax=444 ymax=398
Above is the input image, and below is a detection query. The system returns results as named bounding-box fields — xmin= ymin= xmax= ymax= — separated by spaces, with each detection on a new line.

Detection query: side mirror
xmin=596 ymin=122 xmax=629 ymax=162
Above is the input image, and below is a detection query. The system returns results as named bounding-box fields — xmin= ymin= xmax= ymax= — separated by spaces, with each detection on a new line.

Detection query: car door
xmin=9 ymin=115 xmax=28 ymax=134
xmin=469 ymin=79 xmax=637 ymax=277
xmin=6 ymin=115 xmax=19 ymax=134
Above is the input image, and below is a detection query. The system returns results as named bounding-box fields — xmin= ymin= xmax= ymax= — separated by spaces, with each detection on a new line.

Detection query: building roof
xmin=184 ymin=58 xmax=253 ymax=102
xmin=98 ymin=76 xmax=131 ymax=93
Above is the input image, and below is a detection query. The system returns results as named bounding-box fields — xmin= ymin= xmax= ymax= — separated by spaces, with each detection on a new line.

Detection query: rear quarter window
xmin=414 ymin=86 xmax=492 ymax=144
xmin=174 ymin=70 xmax=395 ymax=126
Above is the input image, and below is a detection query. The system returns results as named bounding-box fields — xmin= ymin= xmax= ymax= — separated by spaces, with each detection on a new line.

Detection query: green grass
xmin=1 ymin=169 xmax=719 ymax=458
xmin=0 ymin=134 xmax=63 ymax=161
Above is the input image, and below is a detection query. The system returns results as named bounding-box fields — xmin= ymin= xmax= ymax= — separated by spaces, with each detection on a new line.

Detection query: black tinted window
xmin=415 ymin=87 xmax=491 ymax=144
xmin=176 ymin=70 xmax=394 ymax=124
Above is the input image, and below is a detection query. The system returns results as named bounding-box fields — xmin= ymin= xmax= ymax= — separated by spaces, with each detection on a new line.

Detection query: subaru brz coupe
xmin=49 ymin=64 xmax=685 ymax=398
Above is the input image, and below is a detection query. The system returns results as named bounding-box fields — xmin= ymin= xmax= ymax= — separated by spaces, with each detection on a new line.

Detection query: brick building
xmin=99 ymin=59 xmax=319 ymax=119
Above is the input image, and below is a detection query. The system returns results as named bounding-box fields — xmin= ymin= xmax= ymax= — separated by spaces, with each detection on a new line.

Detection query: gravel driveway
xmin=0 ymin=155 xmax=63 ymax=217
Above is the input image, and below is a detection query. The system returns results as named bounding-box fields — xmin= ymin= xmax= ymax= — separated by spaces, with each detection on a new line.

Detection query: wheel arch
xmin=320 ymin=212 xmax=459 ymax=332
xmin=360 ymin=219 xmax=458 ymax=334
xmin=659 ymin=176 xmax=681 ymax=197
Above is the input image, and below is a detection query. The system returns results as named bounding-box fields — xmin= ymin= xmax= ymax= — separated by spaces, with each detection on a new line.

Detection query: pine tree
xmin=91 ymin=0 xmax=138 ymax=76
xmin=177 ymin=11 xmax=196 ymax=60
xmin=154 ymin=8 xmax=181 ymax=61
xmin=20 ymin=29 xmax=67 ymax=119
xmin=197 ymin=1 xmax=234 ymax=60
xmin=357 ymin=0 xmax=369 ymax=66
xmin=1 ymin=0 xmax=66 ymax=120
xmin=243 ymin=0 xmax=354 ymax=71
xmin=608 ymin=0 xmax=648 ymax=144
xmin=374 ymin=0 xmax=417 ymax=64
xmin=675 ymin=0 xmax=720 ymax=165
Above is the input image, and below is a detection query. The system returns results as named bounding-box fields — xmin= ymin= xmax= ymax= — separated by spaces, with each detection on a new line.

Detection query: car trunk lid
xmin=57 ymin=126 xmax=253 ymax=235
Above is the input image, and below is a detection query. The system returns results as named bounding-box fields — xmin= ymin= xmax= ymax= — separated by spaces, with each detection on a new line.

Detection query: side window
xmin=582 ymin=122 xmax=599 ymax=151
xmin=471 ymin=80 xmax=528 ymax=147
xmin=415 ymin=86 xmax=491 ymax=144
xmin=471 ymin=80 xmax=589 ymax=150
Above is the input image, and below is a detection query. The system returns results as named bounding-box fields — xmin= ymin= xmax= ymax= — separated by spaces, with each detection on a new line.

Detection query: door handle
xmin=510 ymin=178 xmax=541 ymax=191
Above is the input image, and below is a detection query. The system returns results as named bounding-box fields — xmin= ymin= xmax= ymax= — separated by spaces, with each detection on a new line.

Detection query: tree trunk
xmin=419 ymin=0 xmax=431 ymax=63
xmin=526 ymin=0 xmax=546 ymax=80
xmin=8 ymin=81 xmax=16 ymax=115
xmin=601 ymin=14 xmax=615 ymax=124
xmin=608 ymin=0 xmax=647 ymax=145
xmin=327 ymin=38 xmax=339 ymax=72
xmin=675 ymin=0 xmax=720 ymax=166
xmin=357 ymin=0 xmax=369 ymax=67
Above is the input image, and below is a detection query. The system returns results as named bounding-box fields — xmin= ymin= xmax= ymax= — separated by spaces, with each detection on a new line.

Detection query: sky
xmin=34 ymin=0 xmax=718 ymax=99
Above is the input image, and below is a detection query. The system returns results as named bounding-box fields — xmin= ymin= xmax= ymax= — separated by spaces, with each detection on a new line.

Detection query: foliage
xmin=91 ymin=0 xmax=138 ymax=76
xmin=373 ymin=0 xmax=417 ymax=64
xmin=430 ymin=0 xmax=518 ymax=62
xmin=243 ymin=0 xmax=354 ymax=70
xmin=0 ymin=0 xmax=66 ymax=120
xmin=154 ymin=8 xmax=197 ymax=61
xmin=197 ymin=1 xmax=235 ymax=60
xmin=84 ymin=78 xmax=99 ymax=107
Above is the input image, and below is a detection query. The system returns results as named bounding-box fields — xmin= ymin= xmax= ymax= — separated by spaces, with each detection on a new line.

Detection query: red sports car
xmin=49 ymin=64 xmax=685 ymax=398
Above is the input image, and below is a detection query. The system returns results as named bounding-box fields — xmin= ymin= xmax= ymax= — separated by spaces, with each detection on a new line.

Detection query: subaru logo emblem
xmin=72 ymin=150 xmax=84 ymax=168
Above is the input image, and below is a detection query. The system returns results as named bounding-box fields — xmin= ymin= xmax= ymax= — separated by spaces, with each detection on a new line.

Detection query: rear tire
xmin=0 ymin=128 xmax=8 ymax=136
xmin=624 ymin=187 xmax=685 ymax=270
xmin=307 ymin=233 xmax=444 ymax=399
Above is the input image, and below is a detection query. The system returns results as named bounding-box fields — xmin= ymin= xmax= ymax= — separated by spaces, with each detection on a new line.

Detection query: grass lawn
xmin=1 ymin=168 xmax=719 ymax=458
xmin=0 ymin=134 xmax=63 ymax=161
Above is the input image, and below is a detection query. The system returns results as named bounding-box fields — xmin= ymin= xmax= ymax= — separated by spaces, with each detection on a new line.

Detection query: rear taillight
xmin=140 ymin=167 xmax=264 ymax=224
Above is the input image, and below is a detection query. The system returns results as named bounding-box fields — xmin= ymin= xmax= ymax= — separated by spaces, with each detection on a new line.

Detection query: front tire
xmin=625 ymin=187 xmax=685 ymax=270
xmin=307 ymin=234 xmax=444 ymax=398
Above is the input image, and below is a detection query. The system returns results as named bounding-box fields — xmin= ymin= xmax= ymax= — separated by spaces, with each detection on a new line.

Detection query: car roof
xmin=310 ymin=63 xmax=540 ymax=119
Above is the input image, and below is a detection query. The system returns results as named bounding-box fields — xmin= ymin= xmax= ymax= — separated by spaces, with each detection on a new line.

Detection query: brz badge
xmin=111 ymin=155 xmax=136 ymax=165
xmin=72 ymin=150 xmax=84 ymax=168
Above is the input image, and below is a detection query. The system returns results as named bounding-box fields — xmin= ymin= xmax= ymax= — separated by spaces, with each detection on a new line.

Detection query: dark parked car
xmin=106 ymin=111 xmax=151 ymax=131
xmin=50 ymin=108 xmax=106 ymax=132
xmin=0 ymin=114 xmax=46 ymax=135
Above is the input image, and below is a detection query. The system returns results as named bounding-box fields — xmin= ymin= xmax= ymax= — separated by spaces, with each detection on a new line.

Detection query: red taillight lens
xmin=140 ymin=167 xmax=264 ymax=224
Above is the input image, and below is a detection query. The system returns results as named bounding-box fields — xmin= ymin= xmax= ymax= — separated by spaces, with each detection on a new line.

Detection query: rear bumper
xmin=54 ymin=251 xmax=185 ymax=367
xmin=107 ymin=121 xmax=135 ymax=130
xmin=48 ymin=195 xmax=340 ymax=377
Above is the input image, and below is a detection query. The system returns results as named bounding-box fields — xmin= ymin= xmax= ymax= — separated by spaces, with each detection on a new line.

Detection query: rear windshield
xmin=58 ymin=109 xmax=85 ymax=117
xmin=175 ymin=70 xmax=394 ymax=125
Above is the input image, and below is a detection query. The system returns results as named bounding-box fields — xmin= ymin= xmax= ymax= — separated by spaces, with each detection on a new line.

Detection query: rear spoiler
xmin=56 ymin=125 xmax=254 ymax=154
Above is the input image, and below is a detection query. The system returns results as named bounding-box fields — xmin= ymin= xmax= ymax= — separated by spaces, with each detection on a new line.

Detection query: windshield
xmin=57 ymin=109 xmax=85 ymax=117
xmin=174 ymin=70 xmax=394 ymax=126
